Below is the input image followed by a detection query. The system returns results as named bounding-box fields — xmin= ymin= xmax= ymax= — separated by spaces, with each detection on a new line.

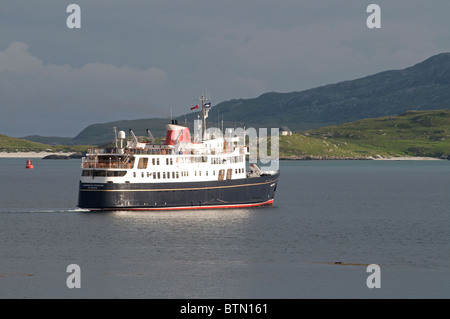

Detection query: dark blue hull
xmin=78 ymin=173 xmax=279 ymax=211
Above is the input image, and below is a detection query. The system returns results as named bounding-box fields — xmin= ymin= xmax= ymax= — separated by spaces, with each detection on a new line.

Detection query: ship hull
xmin=78 ymin=173 xmax=279 ymax=211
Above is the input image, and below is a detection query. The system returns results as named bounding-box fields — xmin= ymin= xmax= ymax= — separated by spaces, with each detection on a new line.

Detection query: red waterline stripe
xmin=95 ymin=199 xmax=274 ymax=212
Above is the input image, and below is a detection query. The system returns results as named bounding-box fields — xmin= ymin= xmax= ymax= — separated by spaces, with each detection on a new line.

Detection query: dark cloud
xmin=0 ymin=1 xmax=449 ymax=136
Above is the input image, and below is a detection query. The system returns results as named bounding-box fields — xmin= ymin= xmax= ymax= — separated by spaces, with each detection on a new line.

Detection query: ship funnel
xmin=165 ymin=125 xmax=191 ymax=145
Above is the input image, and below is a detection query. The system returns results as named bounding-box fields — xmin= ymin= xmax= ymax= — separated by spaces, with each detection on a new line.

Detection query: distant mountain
xmin=3 ymin=110 xmax=449 ymax=159
xmin=25 ymin=52 xmax=450 ymax=146
xmin=205 ymin=52 xmax=450 ymax=132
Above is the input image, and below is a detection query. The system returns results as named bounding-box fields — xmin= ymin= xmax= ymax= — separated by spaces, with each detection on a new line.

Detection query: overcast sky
xmin=1 ymin=0 xmax=449 ymax=137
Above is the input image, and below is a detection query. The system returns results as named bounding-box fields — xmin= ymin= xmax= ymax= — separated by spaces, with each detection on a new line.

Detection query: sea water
xmin=0 ymin=158 xmax=449 ymax=298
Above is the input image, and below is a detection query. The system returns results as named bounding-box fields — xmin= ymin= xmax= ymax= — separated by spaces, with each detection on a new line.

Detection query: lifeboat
xmin=26 ymin=159 xmax=34 ymax=169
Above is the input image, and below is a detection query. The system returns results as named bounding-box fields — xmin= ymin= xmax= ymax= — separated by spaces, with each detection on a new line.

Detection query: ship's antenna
xmin=202 ymin=95 xmax=206 ymax=140
xmin=113 ymin=127 xmax=118 ymax=149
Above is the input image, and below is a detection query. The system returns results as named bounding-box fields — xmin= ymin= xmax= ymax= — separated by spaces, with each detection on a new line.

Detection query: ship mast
xmin=200 ymin=94 xmax=211 ymax=141
xmin=201 ymin=95 xmax=206 ymax=140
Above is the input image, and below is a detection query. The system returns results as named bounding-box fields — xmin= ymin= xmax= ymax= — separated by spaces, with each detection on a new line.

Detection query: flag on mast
xmin=204 ymin=102 xmax=211 ymax=108
xmin=190 ymin=104 xmax=199 ymax=110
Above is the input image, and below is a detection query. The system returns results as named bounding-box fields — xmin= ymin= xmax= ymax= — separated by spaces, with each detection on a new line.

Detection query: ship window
xmin=206 ymin=171 xmax=208 ymax=176
xmin=163 ymin=172 xmax=166 ymax=179
xmin=133 ymin=172 xmax=136 ymax=178
xmin=153 ymin=172 xmax=156 ymax=179
xmin=166 ymin=158 xmax=169 ymax=165
xmin=92 ymin=170 xmax=107 ymax=177
xmin=157 ymin=158 xmax=160 ymax=165
xmin=172 ymin=172 xmax=175 ymax=178
xmin=157 ymin=172 xmax=160 ymax=179
xmin=106 ymin=171 xmax=127 ymax=177
xmin=227 ymin=169 xmax=232 ymax=180
xmin=170 ymin=158 xmax=173 ymax=165
xmin=218 ymin=169 xmax=225 ymax=181
xmin=167 ymin=172 xmax=170 ymax=179
xmin=199 ymin=171 xmax=201 ymax=176
xmin=176 ymin=172 xmax=179 ymax=179
xmin=138 ymin=158 xmax=148 ymax=169
xmin=213 ymin=170 xmax=215 ymax=176
xmin=152 ymin=158 xmax=155 ymax=165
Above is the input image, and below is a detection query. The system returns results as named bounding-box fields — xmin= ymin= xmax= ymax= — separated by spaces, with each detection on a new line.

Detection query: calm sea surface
xmin=0 ymin=158 xmax=449 ymax=298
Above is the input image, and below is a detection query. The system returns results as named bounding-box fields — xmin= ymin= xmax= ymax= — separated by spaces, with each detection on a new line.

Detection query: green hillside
xmin=0 ymin=134 xmax=50 ymax=152
xmin=0 ymin=134 xmax=92 ymax=153
xmin=279 ymin=110 xmax=450 ymax=159
xmin=23 ymin=52 xmax=450 ymax=146
xmin=2 ymin=110 xmax=450 ymax=159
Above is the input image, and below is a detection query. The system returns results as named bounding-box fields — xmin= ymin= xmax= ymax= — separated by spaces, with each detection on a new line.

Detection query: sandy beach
xmin=373 ymin=156 xmax=443 ymax=161
xmin=0 ymin=152 xmax=75 ymax=158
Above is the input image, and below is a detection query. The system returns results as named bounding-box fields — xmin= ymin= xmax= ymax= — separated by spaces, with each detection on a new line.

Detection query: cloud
xmin=0 ymin=42 xmax=170 ymax=137
xmin=1 ymin=1 xmax=449 ymax=136
xmin=0 ymin=42 xmax=43 ymax=74
xmin=178 ymin=13 xmax=444 ymax=94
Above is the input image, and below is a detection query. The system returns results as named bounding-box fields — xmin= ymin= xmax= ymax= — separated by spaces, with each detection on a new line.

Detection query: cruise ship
xmin=77 ymin=97 xmax=279 ymax=211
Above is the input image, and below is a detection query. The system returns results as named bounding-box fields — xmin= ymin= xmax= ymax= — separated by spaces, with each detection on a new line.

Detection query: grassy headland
xmin=0 ymin=134 xmax=93 ymax=154
xmin=279 ymin=110 xmax=450 ymax=159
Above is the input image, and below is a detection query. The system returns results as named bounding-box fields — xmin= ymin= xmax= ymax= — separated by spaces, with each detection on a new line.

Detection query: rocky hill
xmin=22 ymin=52 xmax=450 ymax=146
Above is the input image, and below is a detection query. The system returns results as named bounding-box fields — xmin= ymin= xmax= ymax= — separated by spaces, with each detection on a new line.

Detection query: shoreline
xmin=0 ymin=152 xmax=76 ymax=158
xmin=372 ymin=156 xmax=443 ymax=161
xmin=279 ymin=156 xmax=445 ymax=161
xmin=0 ymin=152 xmax=446 ymax=161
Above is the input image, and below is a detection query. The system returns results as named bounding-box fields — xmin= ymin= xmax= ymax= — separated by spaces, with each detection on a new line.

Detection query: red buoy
xmin=26 ymin=159 xmax=34 ymax=169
